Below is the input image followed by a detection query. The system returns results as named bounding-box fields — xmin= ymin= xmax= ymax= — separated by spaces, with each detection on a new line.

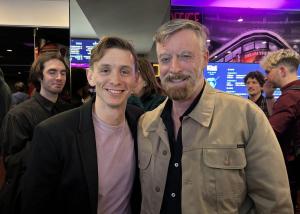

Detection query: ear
xmin=134 ymin=70 xmax=140 ymax=84
xmin=201 ymin=50 xmax=209 ymax=70
xmin=278 ymin=65 xmax=288 ymax=77
xmin=86 ymin=68 xmax=96 ymax=87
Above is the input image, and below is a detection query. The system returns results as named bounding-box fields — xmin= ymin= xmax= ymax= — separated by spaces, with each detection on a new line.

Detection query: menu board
xmin=70 ymin=39 xmax=99 ymax=68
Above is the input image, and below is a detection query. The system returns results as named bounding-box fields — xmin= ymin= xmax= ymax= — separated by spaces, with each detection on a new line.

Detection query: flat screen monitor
xmin=204 ymin=62 xmax=300 ymax=99
xmin=70 ymin=38 xmax=99 ymax=68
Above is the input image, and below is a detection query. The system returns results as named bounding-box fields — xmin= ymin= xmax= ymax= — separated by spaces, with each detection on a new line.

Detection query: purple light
xmin=171 ymin=0 xmax=298 ymax=9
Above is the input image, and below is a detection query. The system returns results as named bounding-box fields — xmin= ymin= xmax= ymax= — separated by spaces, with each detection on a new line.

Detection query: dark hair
xmin=89 ymin=37 xmax=138 ymax=72
xmin=138 ymin=58 xmax=164 ymax=97
xmin=29 ymin=52 xmax=69 ymax=91
xmin=71 ymin=68 xmax=88 ymax=95
xmin=14 ymin=82 xmax=26 ymax=92
xmin=243 ymin=71 xmax=265 ymax=87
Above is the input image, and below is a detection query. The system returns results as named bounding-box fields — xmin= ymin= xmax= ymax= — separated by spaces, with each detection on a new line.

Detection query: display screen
xmin=70 ymin=39 xmax=99 ymax=68
xmin=204 ymin=62 xmax=300 ymax=99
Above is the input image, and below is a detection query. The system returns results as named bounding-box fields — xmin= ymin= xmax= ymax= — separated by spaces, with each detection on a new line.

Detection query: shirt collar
xmin=281 ymin=79 xmax=300 ymax=92
xmin=33 ymin=92 xmax=57 ymax=113
xmin=161 ymin=82 xmax=206 ymax=121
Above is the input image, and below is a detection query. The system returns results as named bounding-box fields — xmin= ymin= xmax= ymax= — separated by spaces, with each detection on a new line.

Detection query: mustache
xmin=162 ymin=73 xmax=190 ymax=82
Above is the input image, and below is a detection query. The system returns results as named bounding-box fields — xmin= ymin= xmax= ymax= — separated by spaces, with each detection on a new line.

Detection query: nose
xmin=111 ymin=70 xmax=122 ymax=85
xmin=170 ymin=57 xmax=181 ymax=73
xmin=56 ymin=72 xmax=65 ymax=80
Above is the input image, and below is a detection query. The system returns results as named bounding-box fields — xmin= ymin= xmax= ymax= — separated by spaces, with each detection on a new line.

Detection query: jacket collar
xmin=76 ymin=97 xmax=142 ymax=214
xmin=77 ymin=96 xmax=139 ymax=133
xmin=143 ymin=81 xmax=216 ymax=132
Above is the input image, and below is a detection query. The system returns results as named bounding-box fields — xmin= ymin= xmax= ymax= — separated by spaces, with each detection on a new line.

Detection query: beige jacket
xmin=138 ymin=83 xmax=293 ymax=214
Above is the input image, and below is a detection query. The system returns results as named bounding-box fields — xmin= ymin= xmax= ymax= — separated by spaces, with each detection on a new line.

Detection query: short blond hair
xmin=154 ymin=19 xmax=209 ymax=52
xmin=260 ymin=49 xmax=300 ymax=72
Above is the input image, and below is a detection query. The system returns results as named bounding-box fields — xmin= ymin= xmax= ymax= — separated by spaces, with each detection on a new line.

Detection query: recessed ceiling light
xmin=214 ymin=55 xmax=218 ymax=58
xmin=227 ymin=51 xmax=232 ymax=54
xmin=6 ymin=49 xmax=12 ymax=52
xmin=237 ymin=18 xmax=243 ymax=22
xmin=262 ymin=41 xmax=267 ymax=44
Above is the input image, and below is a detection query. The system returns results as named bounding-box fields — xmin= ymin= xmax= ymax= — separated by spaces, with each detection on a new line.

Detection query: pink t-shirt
xmin=92 ymin=112 xmax=135 ymax=214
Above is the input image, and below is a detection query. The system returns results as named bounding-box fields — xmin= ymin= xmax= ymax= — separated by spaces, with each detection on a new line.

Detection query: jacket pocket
xmin=202 ymin=145 xmax=247 ymax=213
xmin=203 ymin=145 xmax=246 ymax=169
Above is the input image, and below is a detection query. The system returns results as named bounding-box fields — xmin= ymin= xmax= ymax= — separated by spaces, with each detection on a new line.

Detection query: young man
xmin=21 ymin=37 xmax=143 ymax=214
xmin=260 ymin=49 xmax=300 ymax=211
xmin=138 ymin=19 xmax=293 ymax=213
xmin=0 ymin=52 xmax=71 ymax=214
xmin=244 ymin=71 xmax=275 ymax=117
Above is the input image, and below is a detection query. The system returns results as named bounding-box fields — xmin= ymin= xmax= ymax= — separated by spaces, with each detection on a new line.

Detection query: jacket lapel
xmin=76 ymin=98 xmax=98 ymax=214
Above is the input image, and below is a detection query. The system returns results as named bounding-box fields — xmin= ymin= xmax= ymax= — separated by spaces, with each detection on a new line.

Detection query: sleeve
xmin=0 ymin=81 xmax=11 ymax=124
xmin=21 ymin=124 xmax=61 ymax=214
xmin=1 ymin=113 xmax=31 ymax=176
xmin=245 ymin=108 xmax=294 ymax=213
xmin=269 ymin=97 xmax=296 ymax=137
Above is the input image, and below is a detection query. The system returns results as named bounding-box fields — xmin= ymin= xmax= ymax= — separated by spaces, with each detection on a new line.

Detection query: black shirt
xmin=0 ymin=92 xmax=72 ymax=213
xmin=160 ymin=84 xmax=205 ymax=214
xmin=249 ymin=94 xmax=269 ymax=118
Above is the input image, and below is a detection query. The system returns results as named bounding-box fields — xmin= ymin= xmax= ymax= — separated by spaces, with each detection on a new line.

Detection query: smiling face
xmin=40 ymin=58 xmax=67 ymax=96
xmin=87 ymin=48 xmax=138 ymax=109
xmin=156 ymin=29 xmax=208 ymax=101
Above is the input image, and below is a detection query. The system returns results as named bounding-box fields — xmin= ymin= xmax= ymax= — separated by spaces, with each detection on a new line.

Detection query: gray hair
xmin=154 ymin=19 xmax=209 ymax=51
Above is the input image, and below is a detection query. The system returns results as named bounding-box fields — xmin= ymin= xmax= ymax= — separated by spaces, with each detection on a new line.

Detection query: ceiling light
xmin=237 ymin=18 xmax=243 ymax=22
xmin=262 ymin=41 xmax=267 ymax=44
xmin=6 ymin=49 xmax=12 ymax=52
xmin=227 ymin=51 xmax=232 ymax=54
xmin=206 ymin=39 xmax=211 ymax=43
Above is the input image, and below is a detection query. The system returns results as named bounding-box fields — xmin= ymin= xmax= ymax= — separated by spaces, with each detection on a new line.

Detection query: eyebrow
xmin=158 ymin=53 xmax=170 ymax=58
xmin=47 ymin=68 xmax=67 ymax=72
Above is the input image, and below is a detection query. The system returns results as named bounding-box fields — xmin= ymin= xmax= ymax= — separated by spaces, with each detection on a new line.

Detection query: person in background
xmin=70 ymin=68 xmax=91 ymax=108
xmin=138 ymin=19 xmax=293 ymax=213
xmin=244 ymin=70 xmax=275 ymax=117
xmin=260 ymin=49 xmax=300 ymax=212
xmin=0 ymin=52 xmax=71 ymax=214
xmin=0 ymin=68 xmax=11 ymax=125
xmin=21 ymin=37 xmax=143 ymax=214
xmin=128 ymin=58 xmax=165 ymax=111
xmin=11 ymin=82 xmax=29 ymax=107
xmin=0 ymin=68 xmax=11 ymax=190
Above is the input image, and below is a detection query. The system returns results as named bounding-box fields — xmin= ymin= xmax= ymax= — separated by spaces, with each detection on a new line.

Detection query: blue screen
xmin=70 ymin=39 xmax=99 ymax=68
xmin=204 ymin=62 xmax=300 ymax=99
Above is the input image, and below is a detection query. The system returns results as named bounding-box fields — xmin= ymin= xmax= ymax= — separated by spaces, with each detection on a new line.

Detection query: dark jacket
xmin=128 ymin=94 xmax=166 ymax=111
xmin=0 ymin=69 xmax=11 ymax=126
xmin=0 ymin=93 xmax=71 ymax=214
xmin=21 ymin=98 xmax=143 ymax=214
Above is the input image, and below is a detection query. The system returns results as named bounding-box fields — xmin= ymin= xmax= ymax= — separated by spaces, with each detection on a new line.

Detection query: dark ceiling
xmin=0 ymin=26 xmax=69 ymax=86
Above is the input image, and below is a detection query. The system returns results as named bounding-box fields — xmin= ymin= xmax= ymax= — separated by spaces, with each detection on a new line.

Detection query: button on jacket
xmin=138 ymin=82 xmax=293 ymax=214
